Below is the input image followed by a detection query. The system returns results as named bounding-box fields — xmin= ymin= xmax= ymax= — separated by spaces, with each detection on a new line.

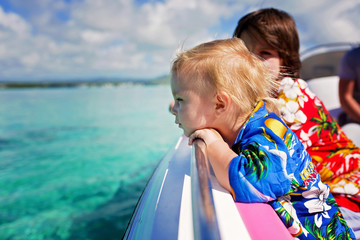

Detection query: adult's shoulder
xmin=348 ymin=46 xmax=360 ymax=55
xmin=339 ymin=47 xmax=360 ymax=78
xmin=342 ymin=46 xmax=360 ymax=62
xmin=294 ymin=78 xmax=309 ymax=89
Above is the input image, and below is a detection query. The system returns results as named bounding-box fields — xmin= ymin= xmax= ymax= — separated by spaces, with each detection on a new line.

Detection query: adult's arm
xmin=339 ymin=78 xmax=360 ymax=123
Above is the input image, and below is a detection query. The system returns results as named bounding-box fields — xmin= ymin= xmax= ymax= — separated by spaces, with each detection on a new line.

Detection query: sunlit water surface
xmin=0 ymin=85 xmax=182 ymax=240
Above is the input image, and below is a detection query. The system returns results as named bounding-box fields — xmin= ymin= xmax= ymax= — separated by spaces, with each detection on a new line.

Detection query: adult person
xmin=233 ymin=8 xmax=360 ymax=237
xmin=339 ymin=46 xmax=360 ymax=125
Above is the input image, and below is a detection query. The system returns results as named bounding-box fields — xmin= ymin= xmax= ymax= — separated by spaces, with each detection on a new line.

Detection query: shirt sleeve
xmin=228 ymin=117 xmax=303 ymax=203
xmin=339 ymin=49 xmax=356 ymax=80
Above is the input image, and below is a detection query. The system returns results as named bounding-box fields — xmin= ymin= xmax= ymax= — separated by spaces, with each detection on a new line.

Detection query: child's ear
xmin=215 ymin=91 xmax=230 ymax=113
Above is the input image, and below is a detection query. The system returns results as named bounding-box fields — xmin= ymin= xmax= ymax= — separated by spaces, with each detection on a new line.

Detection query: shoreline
xmin=0 ymin=75 xmax=171 ymax=89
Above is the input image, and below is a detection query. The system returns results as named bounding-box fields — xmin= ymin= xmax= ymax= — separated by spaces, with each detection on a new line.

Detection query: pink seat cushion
xmin=235 ymin=202 xmax=293 ymax=240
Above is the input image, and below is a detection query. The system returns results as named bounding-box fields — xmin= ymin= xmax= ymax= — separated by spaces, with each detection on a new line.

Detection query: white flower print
xmin=298 ymin=79 xmax=315 ymax=98
xmin=290 ymin=122 xmax=303 ymax=131
xmin=300 ymin=130 xmax=312 ymax=148
xmin=314 ymin=211 xmax=330 ymax=228
xmin=281 ymin=101 xmax=299 ymax=123
xmin=302 ymin=182 xmax=331 ymax=228
xmin=298 ymin=79 xmax=308 ymax=89
xmin=280 ymin=100 xmax=307 ymax=125
xmin=298 ymin=126 xmax=317 ymax=148
xmin=294 ymin=109 xmax=307 ymax=123
xmin=283 ymin=81 xmax=302 ymax=99
xmin=297 ymin=93 xmax=308 ymax=108
xmin=277 ymin=97 xmax=286 ymax=106
xmin=314 ymin=97 xmax=322 ymax=107
xmin=304 ymin=86 xmax=316 ymax=99
xmin=281 ymin=108 xmax=294 ymax=123
xmin=278 ymin=77 xmax=294 ymax=93
xmin=332 ymin=179 xmax=359 ymax=195
xmin=278 ymin=195 xmax=309 ymax=237
xmin=278 ymin=78 xmax=308 ymax=124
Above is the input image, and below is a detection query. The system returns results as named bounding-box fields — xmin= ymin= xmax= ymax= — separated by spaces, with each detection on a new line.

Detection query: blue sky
xmin=0 ymin=0 xmax=359 ymax=81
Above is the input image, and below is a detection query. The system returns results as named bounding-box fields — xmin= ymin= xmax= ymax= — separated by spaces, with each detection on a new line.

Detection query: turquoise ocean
xmin=0 ymin=84 xmax=182 ymax=240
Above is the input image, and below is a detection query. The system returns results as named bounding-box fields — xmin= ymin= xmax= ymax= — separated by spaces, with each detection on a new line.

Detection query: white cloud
xmin=0 ymin=7 xmax=29 ymax=36
xmin=81 ymin=30 xmax=114 ymax=44
xmin=0 ymin=0 xmax=359 ymax=81
xmin=289 ymin=0 xmax=360 ymax=49
xmin=21 ymin=53 xmax=40 ymax=68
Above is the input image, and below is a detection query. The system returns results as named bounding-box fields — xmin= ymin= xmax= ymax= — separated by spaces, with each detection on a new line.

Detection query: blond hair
xmin=171 ymin=38 xmax=279 ymax=116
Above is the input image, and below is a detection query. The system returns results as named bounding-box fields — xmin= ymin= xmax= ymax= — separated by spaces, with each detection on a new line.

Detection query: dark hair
xmin=233 ymin=8 xmax=301 ymax=78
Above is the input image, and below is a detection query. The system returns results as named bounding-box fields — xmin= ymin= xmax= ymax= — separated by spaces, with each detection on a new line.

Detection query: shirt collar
xmin=233 ymin=100 xmax=268 ymax=145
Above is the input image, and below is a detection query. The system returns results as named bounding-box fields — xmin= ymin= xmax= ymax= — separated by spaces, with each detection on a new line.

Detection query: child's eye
xmin=175 ymin=97 xmax=183 ymax=102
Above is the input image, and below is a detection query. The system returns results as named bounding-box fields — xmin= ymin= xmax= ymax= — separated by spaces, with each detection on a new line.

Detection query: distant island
xmin=0 ymin=75 xmax=171 ymax=89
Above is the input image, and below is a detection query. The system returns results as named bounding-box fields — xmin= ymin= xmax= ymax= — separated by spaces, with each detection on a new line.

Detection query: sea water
xmin=0 ymin=85 xmax=182 ymax=240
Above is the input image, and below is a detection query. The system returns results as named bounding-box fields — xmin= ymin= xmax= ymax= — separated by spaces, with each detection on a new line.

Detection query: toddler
xmin=170 ymin=38 xmax=355 ymax=239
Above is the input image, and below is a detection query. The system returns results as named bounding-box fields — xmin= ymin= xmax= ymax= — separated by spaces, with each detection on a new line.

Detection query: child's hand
xmin=189 ymin=128 xmax=237 ymax=192
xmin=188 ymin=128 xmax=223 ymax=146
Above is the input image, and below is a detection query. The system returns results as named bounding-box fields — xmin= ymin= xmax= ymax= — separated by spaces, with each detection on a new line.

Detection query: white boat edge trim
xmin=210 ymin=175 xmax=251 ymax=240
xmin=155 ymin=168 xmax=168 ymax=211
xmin=178 ymin=174 xmax=194 ymax=240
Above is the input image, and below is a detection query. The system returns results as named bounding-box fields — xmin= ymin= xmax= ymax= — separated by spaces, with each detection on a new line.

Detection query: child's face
xmin=240 ymin=31 xmax=282 ymax=79
xmin=170 ymin=75 xmax=217 ymax=137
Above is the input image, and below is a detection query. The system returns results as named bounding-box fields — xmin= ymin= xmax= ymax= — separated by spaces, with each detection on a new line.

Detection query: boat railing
xmin=191 ymin=139 xmax=221 ymax=240
xmin=300 ymin=42 xmax=360 ymax=80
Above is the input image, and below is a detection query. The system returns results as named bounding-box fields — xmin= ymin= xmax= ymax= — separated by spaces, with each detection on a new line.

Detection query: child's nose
xmin=169 ymin=101 xmax=176 ymax=115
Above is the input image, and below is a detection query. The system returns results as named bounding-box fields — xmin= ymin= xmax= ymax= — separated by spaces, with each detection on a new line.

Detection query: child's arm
xmin=189 ymin=129 xmax=237 ymax=192
xmin=189 ymin=121 xmax=300 ymax=204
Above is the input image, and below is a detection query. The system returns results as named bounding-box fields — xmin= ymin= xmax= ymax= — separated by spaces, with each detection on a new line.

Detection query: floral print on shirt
xmin=277 ymin=77 xmax=360 ymax=212
xmin=228 ymin=100 xmax=355 ymax=239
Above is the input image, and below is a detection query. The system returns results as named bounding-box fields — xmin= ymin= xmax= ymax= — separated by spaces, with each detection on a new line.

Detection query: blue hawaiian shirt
xmin=229 ymin=100 xmax=355 ymax=239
